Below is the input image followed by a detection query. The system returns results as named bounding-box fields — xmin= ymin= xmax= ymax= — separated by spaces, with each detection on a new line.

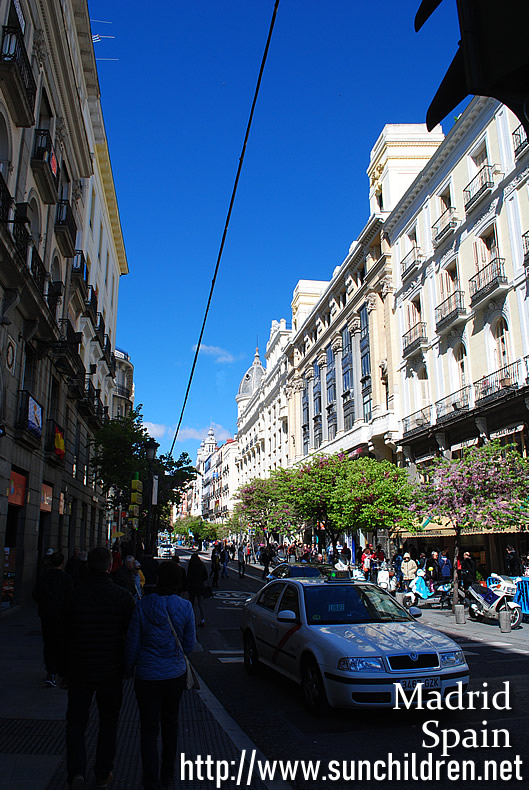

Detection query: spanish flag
xmin=54 ymin=426 xmax=65 ymax=459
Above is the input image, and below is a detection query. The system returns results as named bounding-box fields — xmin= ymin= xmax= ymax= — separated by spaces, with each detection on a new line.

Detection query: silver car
xmin=241 ymin=576 xmax=469 ymax=712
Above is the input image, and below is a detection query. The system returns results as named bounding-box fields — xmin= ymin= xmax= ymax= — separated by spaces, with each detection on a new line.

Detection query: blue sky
xmin=88 ymin=0 xmax=467 ymax=463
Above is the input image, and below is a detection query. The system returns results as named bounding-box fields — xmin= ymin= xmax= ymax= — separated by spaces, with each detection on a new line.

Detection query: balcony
xmin=432 ymin=206 xmax=459 ymax=246
xmin=55 ymin=199 xmax=77 ymax=257
xmin=101 ymin=334 xmax=115 ymax=376
xmin=400 ymin=246 xmax=424 ymax=280
xmin=30 ymin=246 xmax=46 ymax=296
xmin=0 ymin=25 xmax=36 ymax=126
xmin=48 ymin=319 xmax=83 ymax=377
xmin=523 ymin=232 xmax=529 ymax=268
xmin=44 ymin=418 xmax=66 ymax=465
xmin=402 ymin=406 xmax=431 ymax=436
xmin=463 ymin=164 xmax=495 ymax=212
xmin=468 ymin=257 xmax=508 ymax=305
xmin=402 ymin=322 xmax=427 ymax=357
xmin=11 ymin=207 xmax=30 ymax=263
xmin=46 ymin=280 xmax=63 ymax=318
xmin=84 ymin=285 xmax=98 ymax=326
xmin=435 ymin=290 xmax=466 ymax=333
xmin=94 ymin=312 xmax=105 ymax=346
xmin=513 ymin=124 xmax=528 ymax=158
xmin=474 ymin=359 xmax=524 ymax=403
xmin=31 ymin=129 xmax=59 ymax=203
xmin=114 ymin=383 xmax=131 ymax=399
xmin=79 ymin=377 xmax=97 ymax=418
xmin=0 ymin=170 xmax=12 ymax=223
xmin=67 ymin=356 xmax=86 ymax=400
xmin=435 ymin=385 xmax=471 ymax=423
xmin=15 ymin=389 xmax=43 ymax=447
xmin=71 ymin=250 xmax=88 ymax=303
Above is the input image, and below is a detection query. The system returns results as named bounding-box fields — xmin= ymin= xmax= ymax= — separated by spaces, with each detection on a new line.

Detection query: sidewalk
xmin=419 ymin=605 xmax=529 ymax=647
xmin=0 ymin=605 xmax=272 ymax=790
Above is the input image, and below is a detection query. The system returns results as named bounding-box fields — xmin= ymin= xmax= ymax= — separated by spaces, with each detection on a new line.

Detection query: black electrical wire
xmin=169 ymin=0 xmax=280 ymax=458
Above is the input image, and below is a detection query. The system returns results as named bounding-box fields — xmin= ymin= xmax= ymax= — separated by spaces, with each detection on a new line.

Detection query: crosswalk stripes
xmin=210 ymin=649 xmax=244 ymax=664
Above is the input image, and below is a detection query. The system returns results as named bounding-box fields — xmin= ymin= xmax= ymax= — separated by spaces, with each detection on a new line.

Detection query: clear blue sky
xmin=88 ymin=0 xmax=467 ymax=464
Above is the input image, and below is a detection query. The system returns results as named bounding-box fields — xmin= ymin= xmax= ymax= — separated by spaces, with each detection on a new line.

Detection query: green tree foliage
xmin=334 ymin=456 xmax=418 ymax=538
xmin=234 ymin=472 xmax=298 ymax=543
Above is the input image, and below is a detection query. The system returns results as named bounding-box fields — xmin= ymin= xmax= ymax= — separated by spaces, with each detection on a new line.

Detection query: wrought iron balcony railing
xmin=400 ymin=246 xmax=423 ymax=279
xmin=513 ymin=124 xmax=529 ymax=158
xmin=0 ymin=170 xmax=12 ymax=222
xmin=474 ymin=359 xmax=522 ymax=401
xmin=463 ymin=164 xmax=494 ymax=211
xmin=55 ymin=199 xmax=77 ymax=256
xmin=0 ymin=25 xmax=37 ymax=125
xmin=30 ymin=246 xmax=46 ymax=295
xmin=402 ymin=406 xmax=431 ymax=435
xmin=435 ymin=290 xmax=466 ymax=329
xmin=435 ymin=385 xmax=471 ymax=422
xmin=402 ymin=322 xmax=427 ymax=354
xmin=468 ymin=257 xmax=507 ymax=302
xmin=523 ymin=231 xmax=529 ymax=267
xmin=432 ymin=206 xmax=459 ymax=244
xmin=31 ymin=129 xmax=59 ymax=202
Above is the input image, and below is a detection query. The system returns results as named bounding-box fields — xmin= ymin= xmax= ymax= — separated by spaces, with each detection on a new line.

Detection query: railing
xmin=403 ymin=322 xmax=427 ymax=352
xmin=469 ymin=257 xmax=507 ymax=301
xmin=435 ymin=290 xmax=465 ymax=326
xmin=474 ymin=359 xmax=522 ymax=401
xmin=435 ymin=385 xmax=471 ymax=422
xmin=11 ymin=216 xmax=29 ymax=261
xmin=402 ymin=406 xmax=431 ymax=435
xmin=400 ymin=246 xmax=423 ymax=278
xmin=0 ymin=25 xmax=37 ymax=108
xmin=84 ymin=285 xmax=98 ymax=320
xmin=463 ymin=164 xmax=494 ymax=210
xmin=513 ymin=124 xmax=528 ymax=158
xmin=72 ymin=250 xmax=88 ymax=282
xmin=0 ymin=170 xmax=12 ymax=222
xmin=114 ymin=384 xmax=130 ymax=399
xmin=523 ymin=231 xmax=529 ymax=266
xmin=55 ymin=199 xmax=77 ymax=241
xmin=432 ymin=206 xmax=459 ymax=243
xmin=95 ymin=312 xmax=105 ymax=342
xmin=58 ymin=318 xmax=80 ymax=345
xmin=32 ymin=129 xmax=60 ymax=187
xmin=30 ymin=246 xmax=46 ymax=295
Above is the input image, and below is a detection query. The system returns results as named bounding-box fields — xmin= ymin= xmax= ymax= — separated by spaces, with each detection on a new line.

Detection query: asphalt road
xmin=178 ymin=550 xmax=529 ymax=790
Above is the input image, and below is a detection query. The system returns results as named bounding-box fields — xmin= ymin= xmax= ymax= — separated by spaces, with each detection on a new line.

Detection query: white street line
xmin=210 ymin=650 xmax=244 ymax=655
xmin=217 ymin=657 xmax=245 ymax=663
xmin=463 ymin=651 xmax=480 ymax=656
xmin=217 ymin=606 xmax=244 ymax=611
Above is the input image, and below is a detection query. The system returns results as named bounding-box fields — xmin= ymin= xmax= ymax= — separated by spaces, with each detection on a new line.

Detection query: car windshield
xmin=303 ymin=584 xmax=412 ymax=625
xmin=289 ymin=566 xmax=321 ymax=578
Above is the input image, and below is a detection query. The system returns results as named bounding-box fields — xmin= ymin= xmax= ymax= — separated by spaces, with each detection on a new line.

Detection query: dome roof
xmin=237 ymin=348 xmax=265 ymax=400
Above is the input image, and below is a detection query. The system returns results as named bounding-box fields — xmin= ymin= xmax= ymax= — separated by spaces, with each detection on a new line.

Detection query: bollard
xmin=498 ymin=610 xmax=512 ymax=633
xmin=396 ymin=592 xmax=406 ymax=607
xmin=454 ymin=604 xmax=466 ymax=624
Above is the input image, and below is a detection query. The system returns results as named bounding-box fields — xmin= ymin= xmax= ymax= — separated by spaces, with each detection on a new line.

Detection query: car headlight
xmin=440 ymin=650 xmax=465 ymax=668
xmin=337 ymin=656 xmax=385 ymax=672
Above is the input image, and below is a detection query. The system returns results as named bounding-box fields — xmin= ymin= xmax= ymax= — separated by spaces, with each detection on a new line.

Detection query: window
xmin=406 ymin=297 xmax=421 ymax=330
xmin=473 ymin=227 xmax=498 ymax=269
xmin=439 ymin=186 xmax=452 ymax=212
xmin=326 ymin=344 xmax=334 ymax=367
xmin=454 ymin=344 xmax=467 ymax=389
xmin=89 ymin=187 xmax=96 ymax=229
xmin=343 ymin=368 xmax=351 ymax=392
xmin=439 ymin=263 xmax=459 ymax=299
xmin=472 ymin=143 xmax=488 ymax=171
xmin=493 ymin=317 xmax=510 ymax=369
xmin=417 ymin=365 xmax=430 ymax=408
xmin=313 ymin=360 xmax=320 ymax=382
xmin=341 ymin=325 xmax=351 ymax=354
xmin=279 ymin=585 xmax=300 ymax=619
xmin=327 ymin=381 xmax=336 ymax=403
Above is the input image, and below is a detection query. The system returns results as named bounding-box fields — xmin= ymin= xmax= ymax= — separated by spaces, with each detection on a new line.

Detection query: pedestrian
xmin=170 ymin=555 xmax=187 ymax=594
xmin=187 ymin=552 xmax=208 ymax=626
xmin=125 ymin=562 xmax=195 ymax=790
xmin=60 ymin=547 xmax=134 ymax=790
xmin=210 ymin=547 xmax=220 ymax=588
xmin=260 ymin=545 xmax=271 ymax=579
xmin=460 ymin=551 xmax=476 ymax=590
xmin=438 ymin=550 xmax=452 ymax=580
xmin=65 ymin=547 xmax=83 ymax=585
xmin=425 ymin=551 xmax=441 ymax=590
xmin=401 ymin=553 xmax=418 ymax=590
xmin=361 ymin=547 xmax=372 ymax=581
xmin=237 ymin=545 xmax=246 ymax=579
xmin=504 ymin=545 xmax=523 ymax=577
xmin=220 ymin=545 xmax=229 ymax=578
xmin=32 ymin=552 xmax=73 ymax=687
xmin=112 ymin=555 xmax=138 ymax=598
xmin=140 ymin=552 xmax=159 ymax=596
xmin=133 ymin=561 xmax=143 ymax=599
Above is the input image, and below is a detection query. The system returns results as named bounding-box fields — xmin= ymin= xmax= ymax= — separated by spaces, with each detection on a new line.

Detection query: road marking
xmin=210 ymin=650 xmax=244 ymax=655
xmin=463 ymin=650 xmax=480 ymax=656
xmin=217 ymin=606 xmax=244 ymax=611
xmin=218 ymin=657 xmax=244 ymax=663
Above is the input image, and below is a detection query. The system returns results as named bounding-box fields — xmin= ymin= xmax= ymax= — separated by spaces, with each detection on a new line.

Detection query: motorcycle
xmin=468 ymin=582 xmax=522 ymax=628
xmin=403 ymin=570 xmax=455 ymax=609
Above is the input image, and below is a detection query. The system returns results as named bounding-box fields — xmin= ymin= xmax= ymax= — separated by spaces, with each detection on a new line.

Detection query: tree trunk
xmin=452 ymin=524 xmax=461 ymax=611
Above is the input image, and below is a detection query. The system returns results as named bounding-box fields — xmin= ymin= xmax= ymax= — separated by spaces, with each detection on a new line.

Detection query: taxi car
xmin=241 ymin=573 xmax=469 ymax=712
xmin=266 ymin=563 xmax=324 ymax=582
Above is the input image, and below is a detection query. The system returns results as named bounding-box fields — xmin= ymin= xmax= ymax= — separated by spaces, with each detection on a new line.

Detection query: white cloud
xmin=176 ymin=422 xmax=233 ymax=443
xmin=143 ymin=422 xmax=168 ymax=439
xmin=194 ymin=344 xmax=236 ymax=364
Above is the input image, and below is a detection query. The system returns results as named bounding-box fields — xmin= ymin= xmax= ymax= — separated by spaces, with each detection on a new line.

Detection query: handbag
xmin=167 ymin=613 xmax=200 ymax=690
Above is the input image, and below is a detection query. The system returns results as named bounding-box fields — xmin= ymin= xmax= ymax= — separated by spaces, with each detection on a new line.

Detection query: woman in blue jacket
xmin=125 ymin=562 xmax=195 ymax=790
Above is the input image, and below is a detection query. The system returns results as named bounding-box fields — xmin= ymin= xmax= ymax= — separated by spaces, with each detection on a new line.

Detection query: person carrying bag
xmin=125 ymin=562 xmax=195 ymax=790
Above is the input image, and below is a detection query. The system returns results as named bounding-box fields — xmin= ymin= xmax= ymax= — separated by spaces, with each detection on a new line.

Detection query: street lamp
xmin=146 ymin=437 xmax=159 ymax=554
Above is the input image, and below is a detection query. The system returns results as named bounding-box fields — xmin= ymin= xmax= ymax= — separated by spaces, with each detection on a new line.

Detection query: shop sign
xmin=40 ymin=484 xmax=53 ymax=512
xmin=8 ymin=470 xmax=26 ymax=506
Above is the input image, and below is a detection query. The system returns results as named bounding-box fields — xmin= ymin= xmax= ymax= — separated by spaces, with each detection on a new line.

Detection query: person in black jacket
xmin=32 ymin=552 xmax=73 ymax=687
xmin=112 ymin=554 xmax=138 ymax=598
xmin=186 ymin=552 xmax=208 ymax=626
xmin=60 ymin=547 xmax=134 ymax=790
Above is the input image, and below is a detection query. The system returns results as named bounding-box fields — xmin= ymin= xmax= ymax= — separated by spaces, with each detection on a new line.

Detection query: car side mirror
xmin=409 ymin=606 xmax=422 ymax=618
xmin=277 ymin=609 xmax=298 ymax=623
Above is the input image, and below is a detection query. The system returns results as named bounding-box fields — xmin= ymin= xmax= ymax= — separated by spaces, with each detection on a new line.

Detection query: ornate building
xmin=0 ymin=0 xmax=127 ymax=606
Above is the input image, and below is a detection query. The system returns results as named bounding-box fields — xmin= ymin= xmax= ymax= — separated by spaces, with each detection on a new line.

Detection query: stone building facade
xmin=0 ymin=0 xmax=127 ymax=606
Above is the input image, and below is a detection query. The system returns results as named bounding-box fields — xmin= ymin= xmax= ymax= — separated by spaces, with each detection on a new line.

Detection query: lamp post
xmin=146 ymin=437 xmax=159 ymax=554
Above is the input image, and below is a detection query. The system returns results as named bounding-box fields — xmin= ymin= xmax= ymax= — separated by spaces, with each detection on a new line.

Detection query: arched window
xmin=454 ymin=343 xmax=467 ymax=389
xmin=28 ymin=197 xmax=40 ymax=246
xmin=493 ymin=317 xmax=510 ymax=370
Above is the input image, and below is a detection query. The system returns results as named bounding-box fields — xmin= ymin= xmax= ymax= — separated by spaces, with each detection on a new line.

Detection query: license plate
xmin=400 ymin=676 xmax=440 ymax=690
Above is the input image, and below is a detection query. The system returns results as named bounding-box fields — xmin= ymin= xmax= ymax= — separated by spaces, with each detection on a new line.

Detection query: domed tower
xmin=236 ymin=348 xmax=265 ymax=418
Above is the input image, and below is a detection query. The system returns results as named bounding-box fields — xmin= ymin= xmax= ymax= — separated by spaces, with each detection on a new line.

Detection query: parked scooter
xmin=468 ymin=582 xmax=522 ymax=628
xmin=403 ymin=570 xmax=455 ymax=609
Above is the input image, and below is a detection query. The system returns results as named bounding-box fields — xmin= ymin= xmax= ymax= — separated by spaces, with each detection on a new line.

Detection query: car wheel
xmin=301 ymin=658 xmax=330 ymax=715
xmin=243 ymin=632 xmax=260 ymax=675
